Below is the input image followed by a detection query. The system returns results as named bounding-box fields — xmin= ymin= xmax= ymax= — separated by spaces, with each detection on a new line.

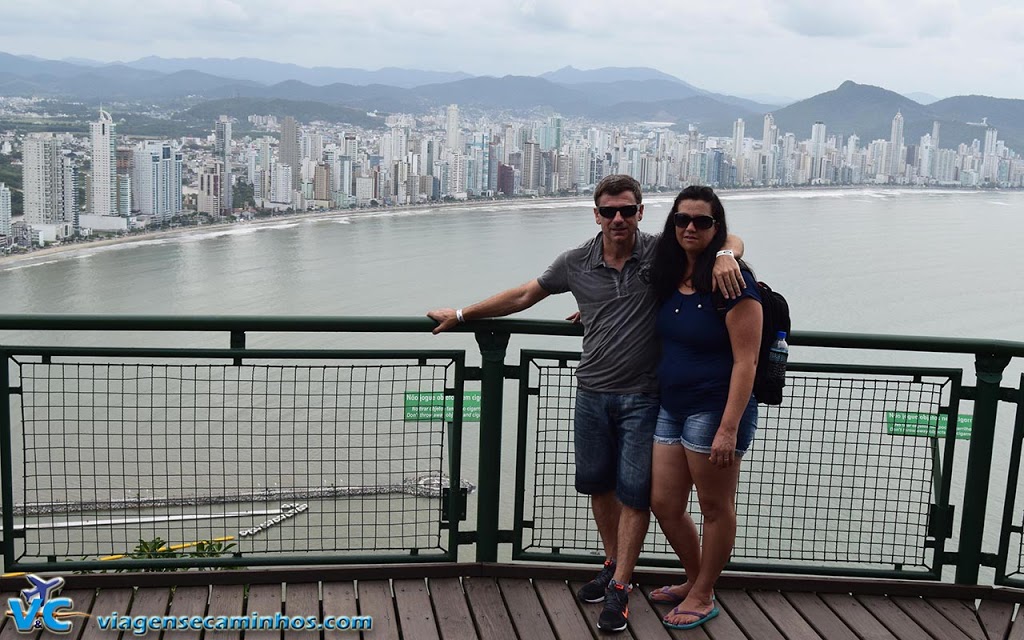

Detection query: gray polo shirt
xmin=537 ymin=231 xmax=659 ymax=394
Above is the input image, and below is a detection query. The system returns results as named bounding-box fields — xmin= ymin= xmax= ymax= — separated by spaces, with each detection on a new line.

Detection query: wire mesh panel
xmin=516 ymin=351 xmax=959 ymax=576
xmin=997 ymin=376 xmax=1024 ymax=587
xmin=6 ymin=353 xmax=463 ymax=567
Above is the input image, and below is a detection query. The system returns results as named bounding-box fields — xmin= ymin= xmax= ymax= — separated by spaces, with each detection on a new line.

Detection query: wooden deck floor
xmin=3 ymin=565 xmax=1023 ymax=640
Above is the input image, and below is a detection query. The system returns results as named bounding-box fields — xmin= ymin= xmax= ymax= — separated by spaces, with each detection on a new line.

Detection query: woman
xmin=647 ymin=185 xmax=762 ymax=630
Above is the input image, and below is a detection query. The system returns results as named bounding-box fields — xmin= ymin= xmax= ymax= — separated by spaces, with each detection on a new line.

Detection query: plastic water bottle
xmin=767 ymin=331 xmax=789 ymax=383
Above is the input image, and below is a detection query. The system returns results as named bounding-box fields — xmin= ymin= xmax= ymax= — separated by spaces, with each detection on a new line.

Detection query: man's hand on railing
xmin=427 ymin=308 xmax=460 ymax=335
xmin=565 ymin=311 xmax=582 ymax=324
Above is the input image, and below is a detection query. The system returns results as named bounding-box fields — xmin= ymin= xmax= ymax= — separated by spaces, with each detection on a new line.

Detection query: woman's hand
xmin=709 ymin=428 xmax=738 ymax=468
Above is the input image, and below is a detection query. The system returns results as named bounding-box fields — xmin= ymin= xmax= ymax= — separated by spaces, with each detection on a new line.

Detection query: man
xmin=427 ymin=175 xmax=745 ymax=632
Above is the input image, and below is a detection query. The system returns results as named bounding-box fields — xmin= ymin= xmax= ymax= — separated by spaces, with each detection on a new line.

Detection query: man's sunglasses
xmin=673 ymin=213 xmax=717 ymax=230
xmin=597 ymin=205 xmax=640 ymax=219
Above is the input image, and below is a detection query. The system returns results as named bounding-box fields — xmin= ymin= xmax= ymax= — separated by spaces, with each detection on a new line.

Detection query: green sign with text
xmin=404 ymin=391 xmax=481 ymax=422
xmin=885 ymin=411 xmax=972 ymax=440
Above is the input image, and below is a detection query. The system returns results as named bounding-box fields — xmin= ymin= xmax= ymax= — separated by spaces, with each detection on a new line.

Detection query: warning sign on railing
xmin=403 ymin=391 xmax=481 ymax=422
xmin=885 ymin=411 xmax=972 ymax=439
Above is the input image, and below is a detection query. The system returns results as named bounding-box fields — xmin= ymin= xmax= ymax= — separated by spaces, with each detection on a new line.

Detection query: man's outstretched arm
xmin=427 ymin=279 xmax=551 ymax=334
xmin=713 ymin=233 xmax=746 ymax=299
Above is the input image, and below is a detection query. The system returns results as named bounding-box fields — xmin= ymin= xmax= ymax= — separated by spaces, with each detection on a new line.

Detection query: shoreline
xmin=0 ymin=184 xmax=1006 ymax=268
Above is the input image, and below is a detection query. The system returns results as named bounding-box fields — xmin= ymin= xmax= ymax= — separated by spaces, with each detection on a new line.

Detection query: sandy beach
xmin=0 ymin=196 xmax=589 ymax=269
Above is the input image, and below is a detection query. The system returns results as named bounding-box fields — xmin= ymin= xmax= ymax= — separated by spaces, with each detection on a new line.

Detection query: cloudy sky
xmin=2 ymin=0 xmax=1022 ymax=101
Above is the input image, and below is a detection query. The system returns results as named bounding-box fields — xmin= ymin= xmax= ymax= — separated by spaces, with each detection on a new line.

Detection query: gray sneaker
xmin=576 ymin=559 xmax=616 ymax=602
xmin=597 ymin=580 xmax=631 ymax=632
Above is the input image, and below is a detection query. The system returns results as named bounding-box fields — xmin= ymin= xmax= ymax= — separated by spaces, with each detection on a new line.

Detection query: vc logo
xmin=5 ymin=574 xmax=81 ymax=634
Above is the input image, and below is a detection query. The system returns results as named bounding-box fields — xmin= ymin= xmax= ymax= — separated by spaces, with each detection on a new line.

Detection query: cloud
xmin=773 ymin=1 xmax=877 ymax=37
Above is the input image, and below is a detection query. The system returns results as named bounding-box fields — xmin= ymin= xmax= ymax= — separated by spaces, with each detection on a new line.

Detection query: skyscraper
xmin=280 ymin=116 xmax=302 ymax=191
xmin=215 ymin=115 xmax=233 ymax=213
xmin=446 ymin=104 xmax=460 ymax=151
xmin=198 ymin=163 xmax=222 ymax=216
xmin=522 ymin=141 xmax=540 ymax=192
xmin=732 ymin=119 xmax=745 ymax=185
xmin=889 ymin=111 xmax=905 ymax=177
xmin=23 ymin=134 xmax=76 ymax=228
xmin=810 ymin=122 xmax=827 ymax=181
xmin=983 ymin=127 xmax=999 ymax=181
xmin=0 ymin=182 xmax=11 ymax=238
xmin=89 ymin=109 xmax=116 ymax=217
xmin=132 ymin=142 xmax=183 ymax=223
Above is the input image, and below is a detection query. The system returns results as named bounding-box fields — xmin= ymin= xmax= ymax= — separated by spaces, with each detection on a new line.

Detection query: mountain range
xmin=1 ymin=53 xmax=1022 ymax=150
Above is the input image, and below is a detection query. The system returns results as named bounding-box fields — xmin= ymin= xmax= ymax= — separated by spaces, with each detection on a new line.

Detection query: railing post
xmin=956 ymin=352 xmax=1011 ymax=584
xmin=474 ymin=329 xmax=510 ymax=562
xmin=0 ymin=354 xmax=15 ymax=569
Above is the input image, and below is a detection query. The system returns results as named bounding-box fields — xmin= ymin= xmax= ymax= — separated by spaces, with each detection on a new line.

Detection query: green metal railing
xmin=0 ymin=315 xmax=1022 ymax=585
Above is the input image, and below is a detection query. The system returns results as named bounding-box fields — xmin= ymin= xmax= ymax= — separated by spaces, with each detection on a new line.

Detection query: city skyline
xmin=1 ymin=0 xmax=1022 ymax=102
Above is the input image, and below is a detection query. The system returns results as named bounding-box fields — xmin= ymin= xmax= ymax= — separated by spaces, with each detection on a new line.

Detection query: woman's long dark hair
xmin=652 ymin=186 xmax=730 ymax=304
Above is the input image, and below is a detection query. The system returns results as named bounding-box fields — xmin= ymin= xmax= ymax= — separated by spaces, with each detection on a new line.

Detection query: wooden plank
xmin=39 ymin=589 xmax=95 ymax=640
xmin=427 ymin=578 xmax=478 ymax=640
xmin=284 ymin=582 xmax=320 ymax=639
xmin=717 ymin=590 xmax=784 ymax=640
xmin=78 ymin=588 xmax=133 ymax=640
xmin=892 ymin=597 xmax=973 ymax=640
xmin=644 ymin=597 xmax=713 ymax=640
xmin=468 ymin=578 xmax=526 ymax=640
xmin=322 ymin=581 xmax=362 ymax=638
xmin=394 ymin=578 xmax=440 ymax=640
xmin=1009 ymin=606 xmax=1024 ymax=640
xmin=819 ymin=593 xmax=897 ymax=640
xmin=927 ymin=599 xmax=987 ymax=640
xmin=206 ymin=584 xmax=245 ymax=640
xmin=358 ymin=581 xmax=400 ymax=640
xmin=977 ymin=600 xmax=1015 ymax=640
xmin=497 ymin=578 xmax=558 ymax=640
xmin=163 ymin=585 xmax=210 ymax=640
xmin=854 ymin=595 xmax=931 ymax=640
xmin=748 ymin=591 xmax=821 ymax=640
xmin=534 ymin=580 xmax=596 ymax=640
xmin=245 ymin=583 xmax=284 ymax=639
xmin=125 ymin=587 xmax=170 ymax=618
xmin=567 ymin=581 xmax=637 ymax=639
xmin=610 ymin=584 xmax=672 ymax=640
xmin=784 ymin=592 xmax=858 ymax=640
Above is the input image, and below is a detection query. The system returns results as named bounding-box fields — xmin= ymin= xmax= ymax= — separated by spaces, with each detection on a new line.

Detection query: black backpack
xmin=716 ymin=271 xmax=791 ymax=405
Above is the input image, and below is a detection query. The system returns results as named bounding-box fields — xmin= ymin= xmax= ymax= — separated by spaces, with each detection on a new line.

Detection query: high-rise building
xmin=522 ymin=141 xmax=541 ymax=191
xmin=215 ymin=115 xmax=233 ymax=213
xmin=280 ymin=116 xmax=302 ymax=191
xmin=23 ymin=134 xmax=76 ymax=228
xmin=982 ymin=127 xmax=999 ymax=182
xmin=931 ymin=121 xmax=941 ymax=150
xmin=198 ymin=163 xmax=222 ymax=216
xmin=0 ymin=182 xmax=11 ymax=237
xmin=132 ymin=142 xmax=183 ymax=222
xmin=89 ymin=109 xmax=116 ymax=217
xmin=116 ymin=146 xmax=132 ymax=217
xmin=810 ymin=122 xmax=827 ymax=181
xmin=889 ymin=111 xmax=905 ymax=177
xmin=446 ymin=104 xmax=460 ymax=151
xmin=732 ymin=119 xmax=745 ymax=184
xmin=271 ymin=163 xmax=292 ymax=204
xmin=762 ymin=114 xmax=776 ymax=149
xmin=313 ymin=163 xmax=331 ymax=201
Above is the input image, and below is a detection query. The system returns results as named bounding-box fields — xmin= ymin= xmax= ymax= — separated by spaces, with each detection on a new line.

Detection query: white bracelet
xmin=456 ymin=308 xmax=465 ymax=323
xmin=716 ymin=249 xmax=735 ymax=258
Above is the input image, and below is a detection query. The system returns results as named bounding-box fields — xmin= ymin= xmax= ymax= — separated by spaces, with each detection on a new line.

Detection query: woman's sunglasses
xmin=673 ymin=213 xmax=716 ymax=230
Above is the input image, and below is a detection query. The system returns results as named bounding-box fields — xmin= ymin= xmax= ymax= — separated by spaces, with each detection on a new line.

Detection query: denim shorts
xmin=653 ymin=398 xmax=758 ymax=456
xmin=574 ymin=388 xmax=660 ymax=510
